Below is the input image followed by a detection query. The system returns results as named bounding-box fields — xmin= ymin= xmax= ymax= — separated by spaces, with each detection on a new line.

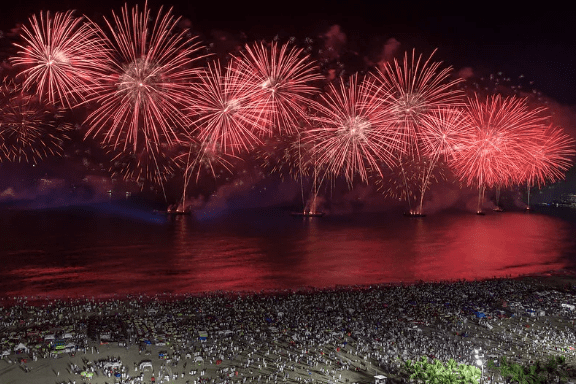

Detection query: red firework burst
xmin=419 ymin=108 xmax=474 ymax=161
xmin=520 ymin=125 xmax=575 ymax=187
xmin=370 ymin=49 xmax=463 ymax=150
xmin=11 ymin=10 xmax=104 ymax=109
xmin=83 ymin=2 xmax=204 ymax=152
xmin=189 ymin=60 xmax=266 ymax=155
xmin=304 ymin=74 xmax=401 ymax=184
xmin=450 ymin=94 xmax=549 ymax=189
xmin=0 ymin=81 xmax=71 ymax=163
xmin=232 ymin=41 xmax=323 ymax=135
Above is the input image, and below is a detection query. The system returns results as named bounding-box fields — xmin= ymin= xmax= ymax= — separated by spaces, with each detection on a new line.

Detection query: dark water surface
xmin=1 ymin=205 xmax=575 ymax=298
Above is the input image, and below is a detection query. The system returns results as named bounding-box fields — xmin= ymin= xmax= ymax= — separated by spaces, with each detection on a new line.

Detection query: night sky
xmin=1 ymin=1 xmax=572 ymax=103
xmin=0 ymin=0 xmax=574 ymax=206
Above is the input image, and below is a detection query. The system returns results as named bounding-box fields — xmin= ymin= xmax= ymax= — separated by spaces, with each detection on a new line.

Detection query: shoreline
xmin=3 ymin=268 xmax=576 ymax=306
xmin=3 ymin=273 xmax=576 ymax=383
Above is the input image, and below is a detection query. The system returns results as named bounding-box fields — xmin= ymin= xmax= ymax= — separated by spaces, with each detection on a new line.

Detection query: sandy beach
xmin=3 ymin=274 xmax=576 ymax=384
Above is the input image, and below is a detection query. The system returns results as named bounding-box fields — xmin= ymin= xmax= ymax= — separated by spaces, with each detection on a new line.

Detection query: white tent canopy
xmin=139 ymin=361 xmax=153 ymax=371
xmin=104 ymin=362 xmax=122 ymax=370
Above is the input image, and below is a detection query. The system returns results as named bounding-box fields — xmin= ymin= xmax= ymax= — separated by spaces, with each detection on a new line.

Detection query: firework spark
xmin=233 ymin=41 xmax=323 ymax=136
xmin=11 ymin=10 xmax=104 ymax=108
xmin=175 ymin=134 xmax=238 ymax=184
xmin=189 ymin=60 xmax=266 ymax=155
xmin=451 ymin=95 xmax=549 ymax=190
xmin=371 ymin=49 xmax=463 ymax=150
xmin=256 ymin=132 xmax=315 ymax=181
xmin=0 ymin=81 xmax=71 ymax=163
xmin=388 ymin=108 xmax=473 ymax=214
xmin=305 ymin=74 xmax=401 ymax=184
xmin=520 ymin=125 xmax=575 ymax=188
xmin=107 ymin=141 xmax=179 ymax=187
xmin=420 ymin=108 xmax=474 ymax=161
xmin=83 ymin=2 xmax=204 ymax=152
xmin=377 ymin=154 xmax=448 ymax=203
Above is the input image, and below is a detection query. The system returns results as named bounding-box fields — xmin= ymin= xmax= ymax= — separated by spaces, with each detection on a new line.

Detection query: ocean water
xmin=1 ymin=205 xmax=575 ymax=298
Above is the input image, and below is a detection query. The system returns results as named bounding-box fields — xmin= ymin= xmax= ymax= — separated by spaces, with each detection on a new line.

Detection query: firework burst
xmin=389 ymin=108 xmax=473 ymax=214
xmin=450 ymin=94 xmax=549 ymax=212
xmin=0 ymin=81 xmax=71 ymax=163
xmin=83 ymin=2 xmax=204 ymax=152
xmin=520 ymin=125 xmax=575 ymax=188
xmin=371 ymin=49 xmax=463 ymax=150
xmin=305 ymin=74 xmax=401 ymax=184
xmin=233 ymin=41 xmax=323 ymax=135
xmin=189 ymin=60 xmax=266 ymax=155
xmin=11 ymin=10 xmax=104 ymax=108
xmin=451 ymin=94 xmax=549 ymax=190
xmin=420 ymin=108 xmax=474 ymax=161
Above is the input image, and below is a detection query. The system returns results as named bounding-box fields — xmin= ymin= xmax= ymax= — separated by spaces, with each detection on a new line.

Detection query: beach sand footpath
xmin=3 ymin=275 xmax=576 ymax=384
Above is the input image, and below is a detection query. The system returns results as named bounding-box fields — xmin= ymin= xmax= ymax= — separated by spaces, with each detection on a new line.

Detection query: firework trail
xmin=173 ymin=136 xmax=239 ymax=210
xmin=83 ymin=2 xmax=204 ymax=152
xmin=450 ymin=94 xmax=549 ymax=211
xmin=232 ymin=41 xmax=323 ymax=136
xmin=256 ymin=132 xmax=314 ymax=181
xmin=0 ymin=81 xmax=71 ymax=163
xmin=305 ymin=74 xmax=401 ymax=185
xmin=377 ymin=154 xmax=449 ymax=205
xmin=107 ymin=141 xmax=179 ymax=188
xmin=370 ymin=49 xmax=463 ymax=151
xmin=11 ymin=10 xmax=105 ymax=109
xmin=189 ymin=60 xmax=266 ymax=155
xmin=177 ymin=138 xmax=236 ymax=183
xmin=255 ymin=131 xmax=326 ymax=212
xmin=395 ymin=107 xmax=473 ymax=214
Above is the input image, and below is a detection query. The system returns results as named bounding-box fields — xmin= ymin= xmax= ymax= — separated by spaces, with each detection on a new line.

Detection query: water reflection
xmin=1 ymin=208 xmax=575 ymax=298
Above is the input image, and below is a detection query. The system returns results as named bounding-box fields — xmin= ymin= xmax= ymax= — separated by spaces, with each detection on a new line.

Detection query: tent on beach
xmin=374 ymin=374 xmax=387 ymax=383
xmin=104 ymin=361 xmax=122 ymax=370
xmin=14 ymin=343 xmax=28 ymax=354
xmin=139 ymin=361 xmax=153 ymax=372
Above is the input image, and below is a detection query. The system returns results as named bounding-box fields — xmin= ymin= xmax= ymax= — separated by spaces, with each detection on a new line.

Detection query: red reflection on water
xmin=271 ymin=212 xmax=573 ymax=288
xmin=1 ymin=210 xmax=574 ymax=298
xmin=409 ymin=213 xmax=570 ymax=281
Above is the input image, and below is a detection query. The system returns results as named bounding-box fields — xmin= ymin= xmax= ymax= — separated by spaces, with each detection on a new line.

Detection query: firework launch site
xmin=0 ymin=2 xmax=574 ymax=215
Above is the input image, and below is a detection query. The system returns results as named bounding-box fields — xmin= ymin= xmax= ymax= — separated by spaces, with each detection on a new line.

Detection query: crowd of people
xmin=2 ymin=276 xmax=576 ymax=383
